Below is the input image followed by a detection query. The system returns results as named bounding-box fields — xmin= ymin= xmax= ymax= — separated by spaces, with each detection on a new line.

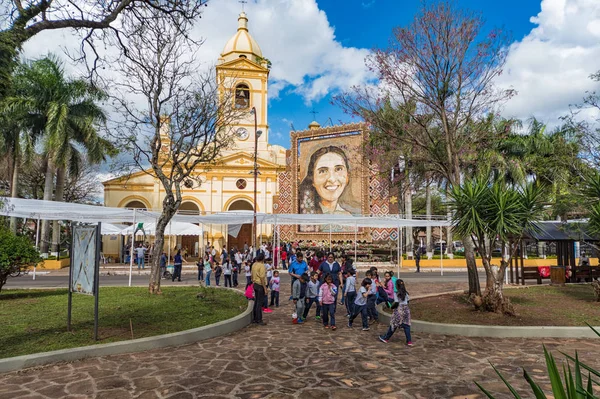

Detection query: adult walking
xmin=172 ymin=250 xmax=183 ymax=282
xmin=136 ymin=243 xmax=147 ymax=270
xmin=318 ymin=252 xmax=343 ymax=308
xmin=251 ymin=253 xmax=268 ymax=326
xmin=415 ymin=248 xmax=421 ymax=273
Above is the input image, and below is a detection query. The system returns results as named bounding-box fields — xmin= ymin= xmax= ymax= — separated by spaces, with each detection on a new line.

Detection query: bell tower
xmin=216 ymin=12 xmax=270 ymax=153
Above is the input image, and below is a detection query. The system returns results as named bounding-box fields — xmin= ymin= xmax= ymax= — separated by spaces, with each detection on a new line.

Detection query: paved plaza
xmin=2 ymin=279 xmax=600 ymax=399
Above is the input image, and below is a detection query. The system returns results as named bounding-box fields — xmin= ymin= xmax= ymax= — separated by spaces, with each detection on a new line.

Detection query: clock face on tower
xmin=235 ymin=127 xmax=249 ymax=141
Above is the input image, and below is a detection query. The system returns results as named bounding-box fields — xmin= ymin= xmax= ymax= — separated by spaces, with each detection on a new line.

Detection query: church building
xmin=102 ymin=12 xmax=287 ymax=257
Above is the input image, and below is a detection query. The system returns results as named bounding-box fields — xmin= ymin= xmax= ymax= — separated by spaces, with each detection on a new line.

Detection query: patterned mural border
xmin=290 ymin=123 xmax=371 ymax=241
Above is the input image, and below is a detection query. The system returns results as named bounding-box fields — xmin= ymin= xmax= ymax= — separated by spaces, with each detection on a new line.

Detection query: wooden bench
xmin=572 ymin=265 xmax=600 ymax=282
xmin=521 ymin=266 xmax=551 ymax=285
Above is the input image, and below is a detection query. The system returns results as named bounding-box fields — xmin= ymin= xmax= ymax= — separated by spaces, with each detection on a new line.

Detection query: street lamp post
xmin=250 ymin=107 xmax=262 ymax=251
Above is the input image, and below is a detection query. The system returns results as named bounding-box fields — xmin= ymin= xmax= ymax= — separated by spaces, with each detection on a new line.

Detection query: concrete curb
xmin=377 ymin=293 xmax=600 ymax=339
xmin=0 ymin=295 xmax=253 ymax=374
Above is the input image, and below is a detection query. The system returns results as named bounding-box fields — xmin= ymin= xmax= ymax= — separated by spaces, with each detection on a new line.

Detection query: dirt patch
xmin=411 ymin=284 xmax=600 ymax=326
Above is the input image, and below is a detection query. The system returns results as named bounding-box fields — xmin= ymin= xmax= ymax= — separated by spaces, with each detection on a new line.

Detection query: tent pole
xmin=399 ymin=225 xmax=403 ymax=271
xmin=329 ymin=224 xmax=332 ymax=252
xmin=440 ymin=225 xmax=443 ymax=276
xmin=128 ymin=209 xmax=136 ymax=287
xmin=396 ymin=221 xmax=400 ymax=276
xmin=273 ymin=214 xmax=277 ymax=266
xmin=354 ymin=223 xmax=358 ymax=263
xmin=276 ymin=218 xmax=280 ymax=268
xmin=168 ymin=222 xmax=172 ymax=271
xmin=34 ymin=217 xmax=40 ymax=280
xmin=200 ymin=224 xmax=204 ymax=258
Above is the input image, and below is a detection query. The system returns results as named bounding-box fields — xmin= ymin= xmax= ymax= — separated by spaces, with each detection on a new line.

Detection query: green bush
xmin=0 ymin=225 xmax=41 ymax=293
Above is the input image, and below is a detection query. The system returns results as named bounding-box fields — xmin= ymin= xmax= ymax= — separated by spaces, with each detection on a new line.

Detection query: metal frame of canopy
xmin=2 ymin=197 xmax=453 ymax=279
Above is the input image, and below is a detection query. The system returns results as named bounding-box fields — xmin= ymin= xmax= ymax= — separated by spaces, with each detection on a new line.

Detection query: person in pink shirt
xmin=377 ymin=271 xmax=395 ymax=305
xmin=318 ymin=273 xmax=338 ymax=330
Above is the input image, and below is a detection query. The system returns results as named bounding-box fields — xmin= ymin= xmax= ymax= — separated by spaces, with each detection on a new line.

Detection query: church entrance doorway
xmin=178 ymin=202 xmax=201 ymax=258
xmin=227 ymin=199 xmax=253 ymax=252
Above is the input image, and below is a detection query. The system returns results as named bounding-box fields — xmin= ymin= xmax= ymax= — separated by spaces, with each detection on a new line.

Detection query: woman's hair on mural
xmin=298 ymin=145 xmax=350 ymax=214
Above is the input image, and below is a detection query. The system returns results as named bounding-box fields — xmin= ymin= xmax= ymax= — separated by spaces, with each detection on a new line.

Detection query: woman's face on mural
xmin=312 ymin=152 xmax=348 ymax=204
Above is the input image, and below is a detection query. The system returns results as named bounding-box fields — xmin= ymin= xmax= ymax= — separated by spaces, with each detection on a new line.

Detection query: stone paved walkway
xmin=2 ymin=279 xmax=600 ymax=399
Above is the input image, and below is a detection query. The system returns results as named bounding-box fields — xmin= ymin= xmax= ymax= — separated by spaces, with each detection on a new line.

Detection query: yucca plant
xmin=476 ymin=324 xmax=600 ymax=398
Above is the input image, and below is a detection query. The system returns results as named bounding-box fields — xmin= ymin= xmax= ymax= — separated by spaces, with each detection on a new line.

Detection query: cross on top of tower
xmin=239 ymin=0 xmax=247 ymax=11
xmin=310 ymin=109 xmax=319 ymax=121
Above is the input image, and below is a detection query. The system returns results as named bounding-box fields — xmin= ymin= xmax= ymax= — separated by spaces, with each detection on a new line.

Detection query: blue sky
xmin=22 ymin=0 xmax=600 ymax=155
xmin=265 ymin=0 xmax=545 ymax=148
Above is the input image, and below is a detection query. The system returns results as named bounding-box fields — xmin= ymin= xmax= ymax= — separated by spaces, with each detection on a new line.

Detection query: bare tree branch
xmin=105 ymin=5 xmax=243 ymax=294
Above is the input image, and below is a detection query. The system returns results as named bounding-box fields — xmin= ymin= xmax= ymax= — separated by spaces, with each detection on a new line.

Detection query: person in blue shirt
xmin=172 ymin=250 xmax=183 ymax=282
xmin=318 ymin=252 xmax=343 ymax=310
xmin=288 ymin=252 xmax=308 ymax=300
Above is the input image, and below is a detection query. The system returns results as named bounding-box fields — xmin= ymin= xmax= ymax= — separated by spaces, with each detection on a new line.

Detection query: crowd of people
xmin=153 ymin=240 xmax=413 ymax=346
xmin=246 ymin=246 xmax=413 ymax=346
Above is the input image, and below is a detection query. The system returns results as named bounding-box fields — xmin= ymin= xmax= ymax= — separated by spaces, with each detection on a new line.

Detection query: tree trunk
xmin=425 ymin=181 xmax=432 ymax=259
xmin=463 ymin=237 xmax=481 ymax=296
xmin=149 ymin=203 xmax=177 ymax=294
xmin=482 ymin=258 xmax=514 ymax=315
xmin=40 ymin=160 xmax=55 ymax=255
xmin=9 ymin=149 xmax=19 ymax=233
xmin=51 ymin=168 xmax=66 ymax=254
xmin=405 ymin=187 xmax=413 ymax=258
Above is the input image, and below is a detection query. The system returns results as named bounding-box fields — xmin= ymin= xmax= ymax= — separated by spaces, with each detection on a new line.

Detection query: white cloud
xmin=498 ymin=0 xmax=600 ymax=125
xmin=191 ymin=0 xmax=374 ymax=104
xmin=21 ymin=0 xmax=372 ymax=105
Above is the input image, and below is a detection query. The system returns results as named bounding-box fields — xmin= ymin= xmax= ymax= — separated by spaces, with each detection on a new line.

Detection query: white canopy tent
xmin=1 ymin=197 xmax=451 ymax=227
xmin=119 ymin=221 xmax=203 ymax=236
xmin=2 ymin=197 xmax=452 ymax=282
xmin=101 ymin=223 xmax=129 ymax=235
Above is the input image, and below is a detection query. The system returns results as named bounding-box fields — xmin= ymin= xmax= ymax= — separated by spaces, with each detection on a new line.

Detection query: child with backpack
xmin=366 ymin=268 xmax=379 ymax=324
xmin=379 ymin=279 xmax=413 ymax=346
xmin=348 ymin=278 xmax=372 ymax=331
xmin=303 ymin=271 xmax=321 ymax=320
xmin=377 ymin=271 xmax=394 ymax=307
xmin=292 ymin=273 xmax=309 ymax=324
xmin=344 ymin=269 xmax=357 ymax=317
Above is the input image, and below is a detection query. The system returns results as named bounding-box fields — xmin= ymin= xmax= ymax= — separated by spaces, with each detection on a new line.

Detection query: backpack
xmin=245 ymin=284 xmax=254 ymax=300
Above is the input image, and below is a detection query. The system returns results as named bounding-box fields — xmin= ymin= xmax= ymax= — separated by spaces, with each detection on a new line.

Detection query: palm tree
xmin=5 ymin=55 xmax=112 ymax=255
xmin=1 ymin=72 xmax=46 ymax=233
xmin=448 ymin=177 xmax=546 ymax=314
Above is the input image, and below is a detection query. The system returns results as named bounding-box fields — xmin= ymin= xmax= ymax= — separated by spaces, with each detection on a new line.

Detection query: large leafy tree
xmin=0 ymin=1 xmax=207 ymax=103
xmin=4 ymin=56 xmax=115 ymax=254
xmin=448 ymin=178 xmax=546 ymax=314
xmin=334 ymin=2 xmax=514 ymax=296
xmin=475 ymin=117 xmax=588 ymax=220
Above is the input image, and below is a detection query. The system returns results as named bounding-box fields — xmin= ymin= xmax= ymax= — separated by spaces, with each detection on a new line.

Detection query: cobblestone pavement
xmin=2 ymin=280 xmax=600 ymax=399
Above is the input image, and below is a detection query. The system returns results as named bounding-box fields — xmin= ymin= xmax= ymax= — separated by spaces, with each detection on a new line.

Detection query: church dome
xmin=221 ymin=12 xmax=263 ymax=61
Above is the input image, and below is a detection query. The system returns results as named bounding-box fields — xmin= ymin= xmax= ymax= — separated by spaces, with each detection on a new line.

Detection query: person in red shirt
xmin=280 ymin=245 xmax=288 ymax=270
xmin=309 ymin=252 xmax=322 ymax=274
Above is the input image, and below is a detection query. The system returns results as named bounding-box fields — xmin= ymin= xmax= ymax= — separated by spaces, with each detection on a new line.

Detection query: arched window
xmin=235 ymin=84 xmax=250 ymax=109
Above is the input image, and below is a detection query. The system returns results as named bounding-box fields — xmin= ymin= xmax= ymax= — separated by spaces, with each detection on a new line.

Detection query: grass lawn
xmin=0 ymin=286 xmax=247 ymax=359
xmin=410 ymin=284 xmax=600 ymax=326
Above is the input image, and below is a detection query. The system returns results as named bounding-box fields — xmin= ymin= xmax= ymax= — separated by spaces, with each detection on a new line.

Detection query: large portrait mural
xmin=292 ymin=125 xmax=369 ymax=234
